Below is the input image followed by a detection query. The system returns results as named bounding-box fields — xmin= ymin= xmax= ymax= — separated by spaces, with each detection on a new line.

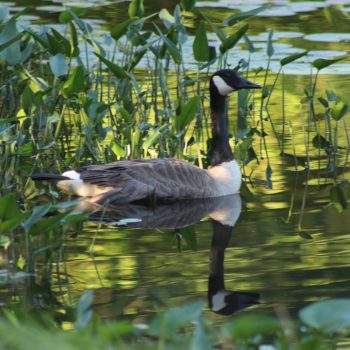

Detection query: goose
xmin=32 ymin=69 xmax=261 ymax=203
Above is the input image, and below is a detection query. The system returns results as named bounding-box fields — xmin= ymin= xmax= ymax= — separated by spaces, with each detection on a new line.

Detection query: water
xmin=1 ymin=0 xmax=350 ymax=327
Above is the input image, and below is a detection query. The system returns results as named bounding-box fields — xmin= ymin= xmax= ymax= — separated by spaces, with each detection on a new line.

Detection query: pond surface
xmin=2 ymin=0 xmax=350 ymax=328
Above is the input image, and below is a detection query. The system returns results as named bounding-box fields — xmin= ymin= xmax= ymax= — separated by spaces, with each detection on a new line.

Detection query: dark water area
xmin=1 ymin=0 xmax=350 ymax=331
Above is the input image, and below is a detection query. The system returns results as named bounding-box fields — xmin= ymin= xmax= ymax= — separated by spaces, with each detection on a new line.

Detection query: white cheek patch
xmin=212 ymin=76 xmax=234 ymax=96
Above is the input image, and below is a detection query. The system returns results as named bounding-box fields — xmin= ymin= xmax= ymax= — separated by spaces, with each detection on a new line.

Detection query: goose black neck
xmin=210 ymin=84 xmax=234 ymax=167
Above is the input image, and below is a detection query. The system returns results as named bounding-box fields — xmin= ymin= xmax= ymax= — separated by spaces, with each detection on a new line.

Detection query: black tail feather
xmin=31 ymin=174 xmax=70 ymax=181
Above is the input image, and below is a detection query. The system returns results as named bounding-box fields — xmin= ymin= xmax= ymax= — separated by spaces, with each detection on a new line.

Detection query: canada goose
xmin=32 ymin=69 xmax=261 ymax=203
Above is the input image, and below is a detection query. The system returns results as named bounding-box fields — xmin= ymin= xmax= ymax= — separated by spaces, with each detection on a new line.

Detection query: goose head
xmin=210 ymin=69 xmax=261 ymax=96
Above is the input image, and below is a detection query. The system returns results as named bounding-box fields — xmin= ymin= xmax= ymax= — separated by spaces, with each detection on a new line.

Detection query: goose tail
xmin=31 ymin=174 xmax=70 ymax=181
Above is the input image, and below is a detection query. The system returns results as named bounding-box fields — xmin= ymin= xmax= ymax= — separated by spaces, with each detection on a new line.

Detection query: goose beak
xmin=237 ymin=77 xmax=262 ymax=90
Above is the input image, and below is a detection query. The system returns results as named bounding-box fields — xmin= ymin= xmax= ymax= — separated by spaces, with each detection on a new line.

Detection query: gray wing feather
xmin=78 ymin=159 xmax=216 ymax=203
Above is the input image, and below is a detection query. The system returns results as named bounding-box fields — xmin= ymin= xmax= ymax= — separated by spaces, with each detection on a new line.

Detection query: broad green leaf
xmin=62 ymin=65 xmax=85 ymax=97
xmin=75 ymin=290 xmax=94 ymax=329
xmin=49 ymin=53 xmax=68 ymax=77
xmin=0 ymin=18 xmax=21 ymax=65
xmin=26 ymin=29 xmax=48 ymax=48
xmin=59 ymin=8 xmax=86 ymax=23
xmin=111 ymin=141 xmax=126 ymax=158
xmin=0 ymin=193 xmax=22 ymax=221
xmin=312 ymin=55 xmax=348 ymax=70
xmin=312 ymin=134 xmax=329 ymax=149
xmin=331 ymin=101 xmax=349 ymax=121
xmin=193 ymin=21 xmax=209 ymax=62
xmin=224 ymin=5 xmax=268 ymax=26
xmin=149 ymin=300 xmax=204 ymax=337
xmin=181 ymin=0 xmax=196 ymax=11
xmin=205 ymin=16 xmax=226 ymax=43
xmin=69 ymin=22 xmax=80 ymax=57
xmin=110 ymin=18 xmax=136 ymax=42
xmin=159 ymin=9 xmax=175 ymax=29
xmin=23 ymin=203 xmax=52 ymax=231
xmin=267 ymin=28 xmax=274 ymax=57
xmin=224 ymin=314 xmax=280 ymax=339
xmin=28 ymin=213 xmax=66 ymax=236
xmin=142 ymin=125 xmax=167 ymax=150
xmin=300 ymin=299 xmax=350 ymax=333
xmin=280 ymin=51 xmax=307 ymax=66
xmin=50 ymin=28 xmax=71 ymax=56
xmin=94 ymin=53 xmax=129 ymax=79
xmin=244 ymin=34 xmax=255 ymax=53
xmin=175 ymin=96 xmax=200 ymax=131
xmin=156 ymin=27 xmax=182 ymax=64
xmin=179 ymin=225 xmax=197 ymax=251
xmin=0 ymin=6 xmax=9 ymax=22
xmin=220 ymin=25 xmax=248 ymax=53
xmin=318 ymin=97 xmax=329 ymax=108
xmin=191 ymin=320 xmax=212 ymax=350
xmin=0 ymin=214 xmax=28 ymax=234
xmin=0 ymin=33 xmax=22 ymax=54
xmin=128 ymin=0 xmax=144 ymax=18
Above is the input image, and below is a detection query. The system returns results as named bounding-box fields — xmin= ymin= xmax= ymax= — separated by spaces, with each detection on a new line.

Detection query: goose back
xmin=62 ymin=159 xmax=217 ymax=203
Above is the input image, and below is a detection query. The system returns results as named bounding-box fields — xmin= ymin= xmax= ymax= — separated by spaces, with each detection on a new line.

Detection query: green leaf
xmin=28 ymin=213 xmax=66 ymax=236
xmin=0 ymin=33 xmax=22 ymax=54
xmin=312 ymin=134 xmax=329 ymax=149
xmin=191 ymin=320 xmax=212 ymax=350
xmin=193 ymin=21 xmax=209 ymax=62
xmin=149 ymin=300 xmax=204 ymax=337
xmin=110 ymin=18 xmax=136 ymax=42
xmin=179 ymin=225 xmax=197 ymax=251
xmin=49 ymin=53 xmax=68 ymax=77
xmin=331 ymin=101 xmax=349 ymax=121
xmin=312 ymin=55 xmax=348 ymax=70
xmin=23 ymin=203 xmax=52 ymax=231
xmin=159 ymin=9 xmax=175 ymax=29
xmin=280 ymin=51 xmax=307 ymax=66
xmin=0 ymin=193 xmax=22 ymax=222
xmin=223 ymin=5 xmax=268 ymax=26
xmin=220 ymin=25 xmax=248 ymax=54
xmin=111 ymin=141 xmax=126 ymax=158
xmin=225 ymin=314 xmax=280 ymax=339
xmin=75 ymin=290 xmax=94 ymax=329
xmin=128 ymin=0 xmax=144 ymax=18
xmin=142 ymin=125 xmax=167 ymax=150
xmin=59 ymin=8 xmax=86 ymax=23
xmin=156 ymin=27 xmax=182 ymax=64
xmin=94 ymin=53 xmax=129 ymax=79
xmin=181 ymin=0 xmax=196 ymax=11
xmin=267 ymin=28 xmax=274 ymax=57
xmin=61 ymin=65 xmax=85 ymax=97
xmin=0 ymin=6 xmax=9 ymax=22
xmin=318 ymin=97 xmax=329 ymax=108
xmin=300 ymin=299 xmax=350 ymax=333
xmin=0 ymin=18 xmax=21 ymax=65
xmin=175 ymin=96 xmax=200 ymax=131
xmin=205 ymin=16 xmax=226 ymax=43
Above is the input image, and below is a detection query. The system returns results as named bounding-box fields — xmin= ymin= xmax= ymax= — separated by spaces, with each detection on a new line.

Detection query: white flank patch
xmin=212 ymin=75 xmax=234 ymax=96
xmin=62 ymin=170 xmax=83 ymax=183
xmin=211 ymin=290 xmax=229 ymax=312
xmin=208 ymin=160 xmax=242 ymax=197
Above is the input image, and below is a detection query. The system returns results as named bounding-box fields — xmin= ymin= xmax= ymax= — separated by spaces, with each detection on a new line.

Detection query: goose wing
xmin=77 ymin=159 xmax=216 ymax=203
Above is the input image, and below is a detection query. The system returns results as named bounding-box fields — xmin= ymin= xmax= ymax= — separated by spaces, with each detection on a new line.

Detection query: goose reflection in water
xmin=87 ymin=194 xmax=259 ymax=316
